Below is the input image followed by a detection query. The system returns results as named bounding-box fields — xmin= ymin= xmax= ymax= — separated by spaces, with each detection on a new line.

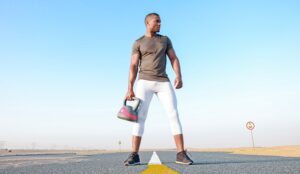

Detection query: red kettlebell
xmin=117 ymin=97 xmax=140 ymax=122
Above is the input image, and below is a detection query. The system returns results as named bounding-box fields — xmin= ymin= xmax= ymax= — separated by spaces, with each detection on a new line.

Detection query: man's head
xmin=145 ymin=13 xmax=161 ymax=33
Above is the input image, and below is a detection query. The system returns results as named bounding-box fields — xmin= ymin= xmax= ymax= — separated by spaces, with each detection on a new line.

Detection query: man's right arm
xmin=126 ymin=53 xmax=140 ymax=100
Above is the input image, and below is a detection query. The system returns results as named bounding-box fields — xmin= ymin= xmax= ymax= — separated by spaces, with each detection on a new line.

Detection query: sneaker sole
xmin=124 ymin=162 xmax=140 ymax=166
xmin=175 ymin=161 xmax=193 ymax=165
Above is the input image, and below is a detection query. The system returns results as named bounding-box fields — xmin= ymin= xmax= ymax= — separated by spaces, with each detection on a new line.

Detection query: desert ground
xmin=190 ymin=145 xmax=300 ymax=157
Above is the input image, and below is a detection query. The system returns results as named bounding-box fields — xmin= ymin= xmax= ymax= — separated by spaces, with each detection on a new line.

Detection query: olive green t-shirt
xmin=132 ymin=34 xmax=173 ymax=82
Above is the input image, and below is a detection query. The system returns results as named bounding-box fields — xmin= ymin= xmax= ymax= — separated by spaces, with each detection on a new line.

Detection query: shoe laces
xmin=124 ymin=152 xmax=137 ymax=163
xmin=183 ymin=149 xmax=192 ymax=158
xmin=129 ymin=152 xmax=137 ymax=158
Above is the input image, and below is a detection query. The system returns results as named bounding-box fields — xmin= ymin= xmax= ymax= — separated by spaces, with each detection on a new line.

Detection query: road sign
xmin=246 ymin=121 xmax=255 ymax=130
xmin=246 ymin=121 xmax=255 ymax=148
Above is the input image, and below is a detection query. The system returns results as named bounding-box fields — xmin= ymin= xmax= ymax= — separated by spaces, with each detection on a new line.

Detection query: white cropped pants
xmin=132 ymin=79 xmax=183 ymax=136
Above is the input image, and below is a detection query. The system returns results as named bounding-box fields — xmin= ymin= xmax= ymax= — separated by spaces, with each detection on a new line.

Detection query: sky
xmin=0 ymin=0 xmax=299 ymax=150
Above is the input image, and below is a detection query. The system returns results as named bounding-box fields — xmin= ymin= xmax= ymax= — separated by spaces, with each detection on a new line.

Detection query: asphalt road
xmin=0 ymin=151 xmax=300 ymax=174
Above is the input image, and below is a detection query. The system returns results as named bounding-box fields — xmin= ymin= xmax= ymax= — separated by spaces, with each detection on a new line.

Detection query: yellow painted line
xmin=141 ymin=164 xmax=180 ymax=174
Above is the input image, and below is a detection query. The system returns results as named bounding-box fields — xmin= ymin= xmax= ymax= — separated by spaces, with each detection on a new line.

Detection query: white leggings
xmin=132 ymin=79 xmax=183 ymax=136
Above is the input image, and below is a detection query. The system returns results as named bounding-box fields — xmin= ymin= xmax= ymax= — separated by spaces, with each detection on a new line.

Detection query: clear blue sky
xmin=0 ymin=0 xmax=299 ymax=150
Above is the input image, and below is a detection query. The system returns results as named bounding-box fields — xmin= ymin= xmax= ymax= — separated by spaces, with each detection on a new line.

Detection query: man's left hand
xmin=174 ymin=78 xmax=183 ymax=89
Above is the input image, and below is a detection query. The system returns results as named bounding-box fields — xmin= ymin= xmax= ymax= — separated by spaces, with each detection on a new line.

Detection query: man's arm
xmin=167 ymin=48 xmax=183 ymax=89
xmin=126 ymin=53 xmax=140 ymax=100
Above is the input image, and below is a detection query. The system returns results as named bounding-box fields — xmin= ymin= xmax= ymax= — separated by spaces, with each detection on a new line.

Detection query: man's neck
xmin=145 ymin=31 xmax=157 ymax=38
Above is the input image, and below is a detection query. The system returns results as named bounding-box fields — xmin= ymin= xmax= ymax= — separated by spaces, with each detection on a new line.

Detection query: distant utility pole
xmin=118 ymin=140 xmax=122 ymax=151
xmin=246 ymin=121 xmax=255 ymax=148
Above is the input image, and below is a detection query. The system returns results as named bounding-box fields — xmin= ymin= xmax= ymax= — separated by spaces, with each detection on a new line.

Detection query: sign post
xmin=246 ymin=121 xmax=255 ymax=148
xmin=118 ymin=140 xmax=122 ymax=151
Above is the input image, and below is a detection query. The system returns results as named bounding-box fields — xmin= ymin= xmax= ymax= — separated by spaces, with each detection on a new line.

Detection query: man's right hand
xmin=125 ymin=90 xmax=135 ymax=100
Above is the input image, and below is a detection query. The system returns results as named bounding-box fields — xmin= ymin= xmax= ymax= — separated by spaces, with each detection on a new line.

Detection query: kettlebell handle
xmin=124 ymin=97 xmax=140 ymax=111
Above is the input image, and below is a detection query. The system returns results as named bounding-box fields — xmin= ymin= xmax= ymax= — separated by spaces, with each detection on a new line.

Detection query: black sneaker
xmin=124 ymin=152 xmax=140 ymax=166
xmin=175 ymin=150 xmax=193 ymax=165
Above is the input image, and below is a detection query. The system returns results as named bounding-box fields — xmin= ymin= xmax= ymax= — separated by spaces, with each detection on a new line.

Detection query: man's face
xmin=146 ymin=15 xmax=161 ymax=33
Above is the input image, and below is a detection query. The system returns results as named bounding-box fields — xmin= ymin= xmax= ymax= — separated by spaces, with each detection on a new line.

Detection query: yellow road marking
xmin=141 ymin=164 xmax=180 ymax=174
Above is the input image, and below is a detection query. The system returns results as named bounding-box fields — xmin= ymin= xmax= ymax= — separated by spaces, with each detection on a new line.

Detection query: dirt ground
xmin=190 ymin=145 xmax=300 ymax=157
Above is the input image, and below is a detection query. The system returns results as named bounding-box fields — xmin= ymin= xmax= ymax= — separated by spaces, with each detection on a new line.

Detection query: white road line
xmin=148 ymin=151 xmax=162 ymax=165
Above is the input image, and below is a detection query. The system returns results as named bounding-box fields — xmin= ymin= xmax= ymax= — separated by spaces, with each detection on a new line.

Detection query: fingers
xmin=125 ymin=91 xmax=135 ymax=100
xmin=174 ymin=81 xmax=179 ymax=88
xmin=126 ymin=96 xmax=134 ymax=101
xmin=174 ymin=79 xmax=183 ymax=89
xmin=125 ymin=95 xmax=133 ymax=100
xmin=176 ymin=83 xmax=182 ymax=89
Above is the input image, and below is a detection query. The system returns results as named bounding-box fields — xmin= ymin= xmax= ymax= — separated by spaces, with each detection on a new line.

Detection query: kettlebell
xmin=117 ymin=97 xmax=141 ymax=122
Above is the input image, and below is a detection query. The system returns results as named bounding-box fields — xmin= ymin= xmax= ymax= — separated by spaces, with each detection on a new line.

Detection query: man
xmin=124 ymin=13 xmax=193 ymax=166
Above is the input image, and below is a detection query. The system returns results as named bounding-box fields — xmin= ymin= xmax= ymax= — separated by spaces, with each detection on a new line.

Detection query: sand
xmin=190 ymin=145 xmax=300 ymax=157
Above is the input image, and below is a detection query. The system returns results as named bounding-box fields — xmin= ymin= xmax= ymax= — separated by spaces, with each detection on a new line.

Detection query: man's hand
xmin=174 ymin=78 xmax=183 ymax=89
xmin=126 ymin=53 xmax=139 ymax=101
xmin=125 ymin=90 xmax=135 ymax=100
xmin=167 ymin=49 xmax=183 ymax=89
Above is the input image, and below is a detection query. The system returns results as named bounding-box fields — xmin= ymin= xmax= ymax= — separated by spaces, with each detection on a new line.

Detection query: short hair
xmin=144 ymin=13 xmax=160 ymax=25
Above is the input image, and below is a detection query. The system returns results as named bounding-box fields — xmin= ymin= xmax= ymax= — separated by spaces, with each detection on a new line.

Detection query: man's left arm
xmin=167 ymin=48 xmax=183 ymax=89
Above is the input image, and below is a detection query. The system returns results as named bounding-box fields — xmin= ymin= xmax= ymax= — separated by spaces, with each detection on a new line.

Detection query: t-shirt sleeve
xmin=166 ymin=36 xmax=173 ymax=51
xmin=131 ymin=41 xmax=140 ymax=56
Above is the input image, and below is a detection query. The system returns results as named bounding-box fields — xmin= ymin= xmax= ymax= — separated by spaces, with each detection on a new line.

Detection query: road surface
xmin=1 ymin=151 xmax=300 ymax=174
